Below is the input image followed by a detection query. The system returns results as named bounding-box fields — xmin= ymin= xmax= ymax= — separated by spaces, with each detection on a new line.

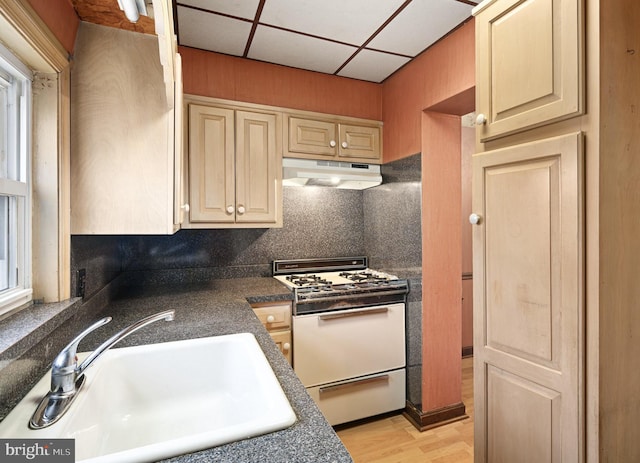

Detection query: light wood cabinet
xmin=186 ymin=102 xmax=282 ymax=228
xmin=472 ymin=133 xmax=584 ymax=462
xmin=474 ymin=0 xmax=583 ymax=142
xmin=70 ymin=22 xmax=183 ymax=235
xmin=473 ymin=1 xmax=640 ymax=460
xmin=251 ymin=302 xmax=292 ymax=364
xmin=285 ymin=114 xmax=382 ymax=163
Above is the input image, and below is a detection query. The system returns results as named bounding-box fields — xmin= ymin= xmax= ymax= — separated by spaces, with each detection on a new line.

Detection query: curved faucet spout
xmin=78 ymin=310 xmax=175 ymax=375
xmin=30 ymin=309 xmax=175 ymax=429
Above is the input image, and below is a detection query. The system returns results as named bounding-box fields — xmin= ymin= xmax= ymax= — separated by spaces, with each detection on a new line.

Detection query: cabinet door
xmin=235 ymin=111 xmax=280 ymax=224
xmin=188 ymin=104 xmax=235 ymax=223
xmin=338 ymin=124 xmax=381 ymax=162
xmin=472 ymin=133 xmax=584 ymax=462
xmin=270 ymin=330 xmax=292 ymax=365
xmin=287 ymin=117 xmax=337 ymax=158
xmin=474 ymin=0 xmax=582 ymax=141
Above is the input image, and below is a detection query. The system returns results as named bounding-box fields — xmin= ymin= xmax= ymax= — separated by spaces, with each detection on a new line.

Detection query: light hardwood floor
xmin=336 ymin=357 xmax=474 ymax=463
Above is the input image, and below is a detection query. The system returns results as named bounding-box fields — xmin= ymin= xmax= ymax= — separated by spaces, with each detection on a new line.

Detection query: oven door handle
xmin=319 ymin=307 xmax=389 ymax=321
xmin=319 ymin=373 xmax=390 ymax=394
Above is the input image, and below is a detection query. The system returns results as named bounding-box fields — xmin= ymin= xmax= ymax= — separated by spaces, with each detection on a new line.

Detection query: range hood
xmin=282 ymin=158 xmax=382 ymax=190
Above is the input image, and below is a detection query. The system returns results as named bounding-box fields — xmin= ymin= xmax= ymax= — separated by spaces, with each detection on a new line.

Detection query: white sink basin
xmin=0 ymin=333 xmax=296 ymax=462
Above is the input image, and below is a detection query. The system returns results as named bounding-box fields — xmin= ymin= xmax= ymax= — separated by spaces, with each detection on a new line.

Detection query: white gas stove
xmin=272 ymin=256 xmax=408 ymax=426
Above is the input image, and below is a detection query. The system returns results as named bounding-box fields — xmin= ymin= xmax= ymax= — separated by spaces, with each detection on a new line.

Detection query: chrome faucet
xmin=29 ymin=310 xmax=175 ymax=429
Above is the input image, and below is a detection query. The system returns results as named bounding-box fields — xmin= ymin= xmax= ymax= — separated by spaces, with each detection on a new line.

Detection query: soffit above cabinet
xmin=71 ymin=0 xmax=479 ymax=83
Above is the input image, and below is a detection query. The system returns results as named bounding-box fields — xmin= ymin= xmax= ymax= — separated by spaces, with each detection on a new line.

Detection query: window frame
xmin=0 ymin=40 xmax=32 ymax=317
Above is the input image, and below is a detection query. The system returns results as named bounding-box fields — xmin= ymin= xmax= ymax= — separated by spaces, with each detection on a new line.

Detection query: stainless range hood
xmin=282 ymin=158 xmax=382 ymax=190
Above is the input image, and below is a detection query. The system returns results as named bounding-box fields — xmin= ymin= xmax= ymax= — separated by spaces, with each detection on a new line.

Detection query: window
xmin=0 ymin=42 xmax=32 ymax=317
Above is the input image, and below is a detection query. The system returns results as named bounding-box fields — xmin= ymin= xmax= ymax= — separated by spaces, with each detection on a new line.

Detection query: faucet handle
xmin=51 ymin=317 xmax=112 ymax=392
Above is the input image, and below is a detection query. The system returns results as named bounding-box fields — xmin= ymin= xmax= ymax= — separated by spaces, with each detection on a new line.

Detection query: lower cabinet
xmin=251 ymin=302 xmax=292 ymax=364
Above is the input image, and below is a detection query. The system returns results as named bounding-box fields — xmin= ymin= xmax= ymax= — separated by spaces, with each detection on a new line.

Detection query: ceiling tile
xmin=367 ymin=0 xmax=473 ymax=56
xmin=259 ymin=0 xmax=406 ymax=45
xmin=248 ymin=25 xmax=357 ymax=75
xmin=178 ymin=0 xmax=260 ymax=20
xmin=178 ymin=5 xmax=252 ymax=55
xmin=337 ymin=49 xmax=411 ymax=83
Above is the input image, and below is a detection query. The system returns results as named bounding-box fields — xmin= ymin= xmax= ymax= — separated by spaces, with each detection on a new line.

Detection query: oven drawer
xmin=293 ymin=303 xmax=405 ymax=387
xmin=307 ymin=369 xmax=406 ymax=426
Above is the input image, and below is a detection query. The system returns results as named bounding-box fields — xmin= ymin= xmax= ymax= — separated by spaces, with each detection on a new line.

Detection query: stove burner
xmin=339 ymin=271 xmax=391 ymax=283
xmin=286 ymin=274 xmax=333 ymax=286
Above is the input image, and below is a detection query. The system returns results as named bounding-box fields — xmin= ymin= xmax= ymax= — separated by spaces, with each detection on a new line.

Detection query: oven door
xmin=292 ymin=303 xmax=405 ymax=387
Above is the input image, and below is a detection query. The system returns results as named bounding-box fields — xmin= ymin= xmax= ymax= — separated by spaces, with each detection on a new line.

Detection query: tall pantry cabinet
xmin=472 ymin=0 xmax=640 ymax=461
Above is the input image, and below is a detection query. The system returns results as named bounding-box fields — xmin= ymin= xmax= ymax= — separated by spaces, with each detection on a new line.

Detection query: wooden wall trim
xmin=403 ymin=401 xmax=468 ymax=431
xmin=0 ymin=0 xmax=69 ymax=72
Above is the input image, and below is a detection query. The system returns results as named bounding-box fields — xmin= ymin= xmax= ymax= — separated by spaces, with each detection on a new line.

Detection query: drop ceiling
xmin=72 ymin=0 xmax=479 ymax=83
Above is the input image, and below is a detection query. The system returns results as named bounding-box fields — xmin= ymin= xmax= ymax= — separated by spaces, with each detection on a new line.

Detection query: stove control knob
xmin=266 ymin=315 xmax=275 ymax=323
xmin=226 ymin=205 xmax=234 ymax=214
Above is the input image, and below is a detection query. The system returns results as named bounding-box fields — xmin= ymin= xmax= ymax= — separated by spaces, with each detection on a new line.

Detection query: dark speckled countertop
xmin=4 ymin=278 xmax=353 ymax=463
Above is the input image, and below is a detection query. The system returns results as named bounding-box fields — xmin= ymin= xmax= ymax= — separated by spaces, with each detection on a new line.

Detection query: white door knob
xmin=226 ymin=205 xmax=234 ymax=214
xmin=282 ymin=342 xmax=291 ymax=351
xmin=181 ymin=203 xmax=190 ymax=212
xmin=237 ymin=205 xmax=246 ymax=215
xmin=341 ymin=141 xmax=348 ymax=149
xmin=266 ymin=315 xmax=275 ymax=323
xmin=476 ymin=113 xmax=488 ymax=125
xmin=329 ymin=140 xmax=336 ymax=147
xmin=469 ymin=213 xmax=482 ymax=225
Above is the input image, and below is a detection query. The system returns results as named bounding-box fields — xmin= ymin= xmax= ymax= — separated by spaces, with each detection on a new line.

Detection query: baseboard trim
xmin=403 ymin=401 xmax=468 ymax=432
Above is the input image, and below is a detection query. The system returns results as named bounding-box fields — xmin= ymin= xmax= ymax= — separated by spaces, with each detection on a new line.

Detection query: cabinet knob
xmin=469 ymin=213 xmax=482 ymax=225
xmin=266 ymin=315 xmax=275 ymax=323
xmin=226 ymin=205 xmax=234 ymax=214
xmin=283 ymin=342 xmax=291 ymax=351
xmin=341 ymin=141 xmax=348 ymax=149
xmin=237 ymin=205 xmax=246 ymax=215
xmin=329 ymin=140 xmax=336 ymax=148
xmin=476 ymin=113 xmax=488 ymax=125
xmin=181 ymin=204 xmax=190 ymax=212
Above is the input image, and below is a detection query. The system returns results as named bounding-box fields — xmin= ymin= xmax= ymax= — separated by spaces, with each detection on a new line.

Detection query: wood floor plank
xmin=337 ymin=357 xmax=474 ymax=463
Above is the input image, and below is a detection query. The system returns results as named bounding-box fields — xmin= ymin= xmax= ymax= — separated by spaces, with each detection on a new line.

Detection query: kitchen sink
xmin=0 ymin=332 xmax=297 ymax=462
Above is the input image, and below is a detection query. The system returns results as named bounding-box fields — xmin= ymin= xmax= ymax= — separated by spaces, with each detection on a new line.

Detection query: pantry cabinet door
xmin=472 ymin=133 xmax=584 ymax=462
xmin=474 ymin=0 xmax=583 ymax=141
xmin=235 ymin=111 xmax=280 ymax=224
xmin=188 ymin=104 xmax=235 ymax=223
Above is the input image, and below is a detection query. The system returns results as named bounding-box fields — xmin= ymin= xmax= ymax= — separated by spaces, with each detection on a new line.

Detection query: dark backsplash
xmin=72 ymin=155 xmax=421 ymax=290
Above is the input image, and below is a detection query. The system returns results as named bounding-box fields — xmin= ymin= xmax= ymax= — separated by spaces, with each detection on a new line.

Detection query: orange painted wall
xmin=27 ymin=0 xmax=79 ymax=54
xmin=421 ymin=111 xmax=463 ymax=410
xmin=179 ymin=46 xmax=383 ymax=121
xmin=382 ymin=20 xmax=475 ymax=162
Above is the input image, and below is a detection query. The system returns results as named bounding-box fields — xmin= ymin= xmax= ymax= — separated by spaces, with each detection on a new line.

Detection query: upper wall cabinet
xmin=473 ymin=0 xmax=583 ymax=142
xmin=285 ymin=113 xmax=382 ymax=163
xmin=185 ymin=98 xmax=282 ymax=229
xmin=71 ymin=22 xmax=183 ymax=235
